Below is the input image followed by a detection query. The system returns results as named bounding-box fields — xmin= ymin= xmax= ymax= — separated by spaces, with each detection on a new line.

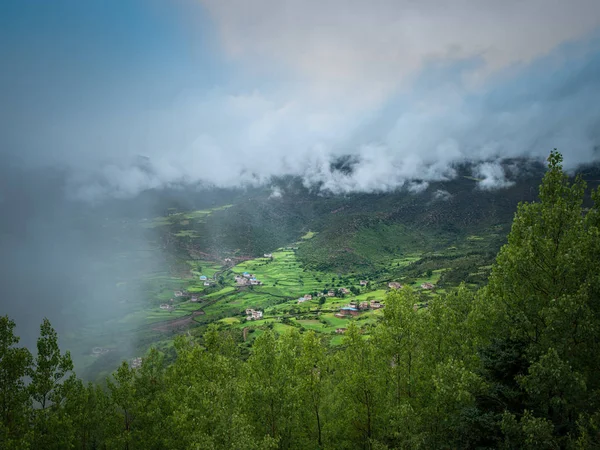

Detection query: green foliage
xmin=4 ymin=151 xmax=600 ymax=448
xmin=0 ymin=316 xmax=33 ymax=448
xmin=29 ymin=318 xmax=74 ymax=449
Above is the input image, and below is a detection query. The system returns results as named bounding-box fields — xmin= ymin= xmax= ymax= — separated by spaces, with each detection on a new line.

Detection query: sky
xmin=2 ymin=0 xmax=600 ymax=198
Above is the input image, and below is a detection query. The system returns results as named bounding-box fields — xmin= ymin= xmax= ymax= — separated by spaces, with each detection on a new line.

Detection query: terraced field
xmin=67 ymin=202 xmax=507 ymax=381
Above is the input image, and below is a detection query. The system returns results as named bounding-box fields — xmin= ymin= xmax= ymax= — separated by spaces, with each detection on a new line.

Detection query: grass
xmin=329 ymin=335 xmax=345 ymax=346
xmin=219 ymin=317 xmax=240 ymax=325
xmin=230 ymin=249 xmax=340 ymax=299
xmin=411 ymin=268 xmax=446 ymax=288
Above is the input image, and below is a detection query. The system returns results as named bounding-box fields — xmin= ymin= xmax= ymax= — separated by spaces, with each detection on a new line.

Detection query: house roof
xmin=341 ymin=307 xmax=358 ymax=311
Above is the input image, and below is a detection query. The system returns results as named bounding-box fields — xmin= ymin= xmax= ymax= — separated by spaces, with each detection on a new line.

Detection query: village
xmin=149 ymin=248 xmax=439 ymax=345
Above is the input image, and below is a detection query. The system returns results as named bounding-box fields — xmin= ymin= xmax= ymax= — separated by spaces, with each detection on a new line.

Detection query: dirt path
xmin=151 ymin=310 xmax=205 ymax=332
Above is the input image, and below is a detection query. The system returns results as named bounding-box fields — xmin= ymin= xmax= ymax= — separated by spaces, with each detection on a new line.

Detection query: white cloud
xmin=475 ymin=162 xmax=515 ymax=190
xmin=269 ymin=186 xmax=283 ymax=198
xmin=201 ymin=0 xmax=600 ymax=98
xmin=433 ymin=189 xmax=453 ymax=201
xmin=7 ymin=1 xmax=600 ymax=200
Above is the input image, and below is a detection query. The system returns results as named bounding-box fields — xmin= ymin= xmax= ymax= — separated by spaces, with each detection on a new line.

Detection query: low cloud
xmin=474 ymin=162 xmax=515 ymax=190
xmin=2 ymin=1 xmax=600 ymax=201
xmin=433 ymin=190 xmax=453 ymax=201
xmin=269 ymin=186 xmax=283 ymax=199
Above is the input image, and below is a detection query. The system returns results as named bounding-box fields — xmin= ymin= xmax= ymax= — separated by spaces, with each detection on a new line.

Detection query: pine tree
xmin=0 ymin=315 xmax=33 ymax=448
xmin=471 ymin=150 xmax=600 ymax=446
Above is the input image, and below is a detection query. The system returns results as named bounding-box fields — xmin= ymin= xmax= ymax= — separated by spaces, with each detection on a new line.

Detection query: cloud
xmin=433 ymin=190 xmax=453 ymax=202
xmin=474 ymin=162 xmax=515 ymax=190
xmin=269 ymin=186 xmax=283 ymax=199
xmin=2 ymin=1 xmax=600 ymax=200
xmin=201 ymin=0 xmax=600 ymax=97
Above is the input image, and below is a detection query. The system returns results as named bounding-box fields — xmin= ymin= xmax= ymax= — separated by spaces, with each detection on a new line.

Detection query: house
xmin=340 ymin=288 xmax=350 ymax=295
xmin=264 ymin=253 xmax=273 ymax=258
xmin=159 ymin=303 xmax=171 ymax=310
xmin=370 ymin=300 xmax=384 ymax=309
xmin=191 ymin=295 xmax=199 ymax=302
xmin=245 ymin=309 xmax=263 ymax=320
xmin=199 ymin=275 xmax=208 ymax=281
xmin=348 ymin=301 xmax=358 ymax=308
xmin=203 ymin=281 xmax=211 ymax=286
xmin=298 ymin=297 xmax=308 ymax=304
xmin=334 ymin=313 xmax=346 ymax=318
xmin=236 ymin=277 xmax=249 ymax=286
xmin=359 ymin=301 xmax=369 ymax=310
xmin=327 ymin=290 xmax=336 ymax=297
xmin=388 ymin=282 xmax=403 ymax=289
xmin=130 ymin=357 xmax=143 ymax=369
xmin=421 ymin=282 xmax=435 ymax=290
xmin=339 ymin=307 xmax=359 ymax=316
xmin=359 ymin=280 xmax=368 ymax=286
xmin=224 ymin=258 xmax=232 ymax=263
xmin=335 ymin=328 xmax=347 ymax=334
xmin=243 ymin=272 xmax=252 ymax=278
xmin=250 ymin=279 xmax=261 ymax=285
xmin=304 ymin=294 xmax=313 ymax=301
xmin=174 ymin=290 xmax=184 ymax=297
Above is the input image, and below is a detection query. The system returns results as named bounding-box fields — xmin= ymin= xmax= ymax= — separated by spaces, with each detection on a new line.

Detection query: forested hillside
xmin=2 ymin=152 xmax=600 ymax=449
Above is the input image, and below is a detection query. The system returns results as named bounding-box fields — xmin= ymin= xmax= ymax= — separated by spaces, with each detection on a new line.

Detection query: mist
xmin=0 ymin=158 xmax=163 ymax=355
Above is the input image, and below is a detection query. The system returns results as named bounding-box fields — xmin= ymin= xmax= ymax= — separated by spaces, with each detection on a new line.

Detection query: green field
xmin=67 ymin=225 xmax=504 ymax=381
xmin=62 ymin=186 xmax=514 ymax=381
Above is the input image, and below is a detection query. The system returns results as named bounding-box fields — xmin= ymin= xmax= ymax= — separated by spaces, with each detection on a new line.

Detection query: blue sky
xmin=2 ymin=0 xmax=600 ymax=198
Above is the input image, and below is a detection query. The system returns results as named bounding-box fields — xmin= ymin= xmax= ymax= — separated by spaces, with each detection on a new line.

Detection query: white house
xmin=245 ymin=309 xmax=263 ymax=320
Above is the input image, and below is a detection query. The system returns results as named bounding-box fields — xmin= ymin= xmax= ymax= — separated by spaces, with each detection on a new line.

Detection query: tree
xmin=243 ymin=330 xmax=300 ymax=446
xmin=471 ymin=150 xmax=600 ymax=445
xmin=0 ymin=316 xmax=33 ymax=448
xmin=296 ymin=331 xmax=327 ymax=448
xmin=328 ymin=323 xmax=384 ymax=448
xmin=474 ymin=152 xmax=600 ymax=355
xmin=29 ymin=318 xmax=73 ymax=410
xmin=106 ymin=361 xmax=139 ymax=449
xmin=29 ymin=318 xmax=75 ymax=449
xmin=61 ymin=377 xmax=114 ymax=449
